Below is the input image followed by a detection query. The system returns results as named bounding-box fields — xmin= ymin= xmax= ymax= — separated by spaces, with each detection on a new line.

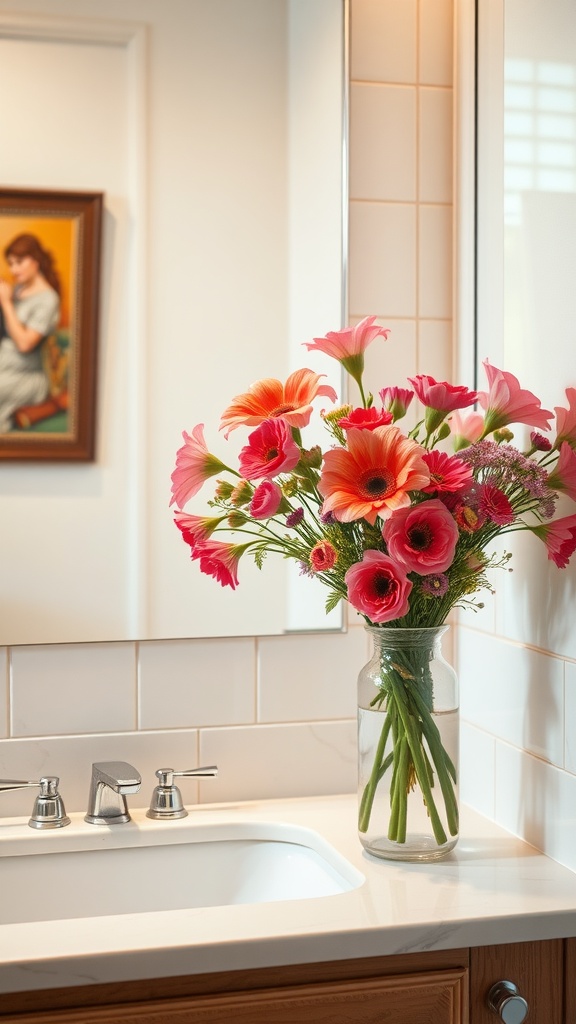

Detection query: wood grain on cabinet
xmin=0 ymin=949 xmax=470 ymax=1016
xmin=470 ymin=939 xmax=564 ymax=1024
xmin=565 ymin=938 xmax=576 ymax=1024
xmin=0 ymin=970 xmax=469 ymax=1024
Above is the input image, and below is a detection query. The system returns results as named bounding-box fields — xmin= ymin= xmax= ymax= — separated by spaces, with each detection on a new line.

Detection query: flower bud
xmin=230 ymin=480 xmax=253 ymax=506
xmin=494 ymin=427 xmax=514 ymax=444
xmin=214 ymin=479 xmax=235 ymax=500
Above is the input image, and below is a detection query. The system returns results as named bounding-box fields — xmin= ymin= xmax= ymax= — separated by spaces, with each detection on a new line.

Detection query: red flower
xmin=529 ymin=515 xmax=576 ymax=568
xmin=345 ymin=550 xmax=412 ymax=623
xmin=478 ymin=484 xmax=515 ymax=526
xmin=382 ymin=499 xmax=459 ymax=574
xmin=249 ymin=481 xmax=283 ymax=519
xmin=174 ymin=511 xmax=221 ymax=549
xmin=191 ymin=540 xmax=247 ymax=589
xmin=421 ymin=450 xmax=473 ymax=493
xmin=309 ymin=540 xmax=338 ymax=572
xmin=238 ymin=419 xmax=301 ymax=480
xmin=338 ymin=407 xmax=393 ymax=431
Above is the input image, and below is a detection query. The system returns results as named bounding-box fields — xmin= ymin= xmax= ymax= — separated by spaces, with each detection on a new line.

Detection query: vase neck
xmin=365 ymin=625 xmax=449 ymax=655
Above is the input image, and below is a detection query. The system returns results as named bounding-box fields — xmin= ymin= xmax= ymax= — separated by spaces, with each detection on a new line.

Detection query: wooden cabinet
xmin=0 ymin=940 xmax=567 ymax=1024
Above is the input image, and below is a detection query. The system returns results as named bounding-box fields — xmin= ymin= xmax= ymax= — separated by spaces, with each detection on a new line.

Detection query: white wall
xmin=0 ymin=0 xmax=455 ymax=818
xmin=459 ymin=0 xmax=576 ymax=873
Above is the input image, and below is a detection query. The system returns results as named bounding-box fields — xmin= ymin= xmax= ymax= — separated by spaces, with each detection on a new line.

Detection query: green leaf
xmin=253 ymin=548 xmax=267 ymax=570
xmin=325 ymin=590 xmax=344 ymax=614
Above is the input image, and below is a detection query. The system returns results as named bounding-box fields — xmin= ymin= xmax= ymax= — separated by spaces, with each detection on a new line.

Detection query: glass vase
xmin=357 ymin=625 xmax=459 ymax=862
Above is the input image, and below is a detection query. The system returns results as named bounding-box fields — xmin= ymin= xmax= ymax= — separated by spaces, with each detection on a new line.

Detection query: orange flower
xmin=220 ymin=368 xmax=337 ymax=438
xmin=318 ymin=426 xmax=430 ymax=525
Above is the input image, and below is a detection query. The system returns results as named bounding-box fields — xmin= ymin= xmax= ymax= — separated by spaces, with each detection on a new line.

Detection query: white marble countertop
xmin=1 ymin=793 xmax=576 ymax=995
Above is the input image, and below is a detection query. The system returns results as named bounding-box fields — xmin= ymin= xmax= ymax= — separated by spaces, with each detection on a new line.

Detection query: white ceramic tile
xmin=417 ymin=319 xmax=452 ymax=381
xmin=350 ymin=83 xmax=416 ymax=201
xmin=418 ymin=204 xmax=453 ymax=318
xmin=139 ymin=637 xmax=256 ymax=729
xmin=564 ymin=661 xmax=576 ymax=773
xmin=419 ymin=88 xmax=453 ymax=203
xmin=351 ymin=0 xmax=417 ymax=84
xmin=198 ymin=721 xmax=356 ymax=802
xmin=458 ymin=630 xmax=564 ymax=767
xmin=494 ymin=740 xmax=576 ymax=872
xmin=0 ymin=649 xmax=7 ymax=738
xmin=459 ymin=721 xmax=496 ymax=820
xmin=257 ymin=629 xmax=366 ymax=723
xmin=0 ymin=729 xmax=199 ymax=818
xmin=349 ymin=201 xmax=416 ymax=317
xmin=419 ymin=0 xmax=453 ymax=86
xmin=499 ymin=529 xmax=576 ymax=662
xmin=10 ymin=643 xmax=136 ymax=738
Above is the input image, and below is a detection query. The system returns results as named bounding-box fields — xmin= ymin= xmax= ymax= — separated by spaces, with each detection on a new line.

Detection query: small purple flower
xmin=286 ymin=507 xmax=304 ymax=528
xmin=298 ymin=560 xmax=314 ymax=577
xmin=320 ymin=507 xmax=337 ymax=525
xmin=421 ymin=573 xmax=449 ymax=597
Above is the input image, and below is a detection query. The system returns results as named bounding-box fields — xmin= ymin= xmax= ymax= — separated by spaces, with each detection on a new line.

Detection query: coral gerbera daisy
xmin=220 ymin=368 xmax=337 ymax=438
xmin=318 ymin=426 xmax=430 ymax=525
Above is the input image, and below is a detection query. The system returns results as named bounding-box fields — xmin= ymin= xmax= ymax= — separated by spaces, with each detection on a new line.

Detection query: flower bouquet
xmin=170 ymin=317 xmax=576 ymax=857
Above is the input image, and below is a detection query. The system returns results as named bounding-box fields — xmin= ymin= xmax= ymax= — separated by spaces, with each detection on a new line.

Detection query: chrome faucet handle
xmin=146 ymin=765 xmax=218 ymax=820
xmin=85 ymin=761 xmax=141 ymax=825
xmin=0 ymin=776 xmax=71 ymax=829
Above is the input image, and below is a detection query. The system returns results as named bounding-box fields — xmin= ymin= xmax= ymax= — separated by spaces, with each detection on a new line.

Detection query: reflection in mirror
xmin=0 ymin=0 xmax=347 ymax=645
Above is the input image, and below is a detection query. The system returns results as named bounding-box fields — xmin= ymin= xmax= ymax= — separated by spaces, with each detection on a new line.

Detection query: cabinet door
xmin=470 ymin=940 xmax=563 ymax=1024
xmin=0 ymin=969 xmax=468 ymax=1024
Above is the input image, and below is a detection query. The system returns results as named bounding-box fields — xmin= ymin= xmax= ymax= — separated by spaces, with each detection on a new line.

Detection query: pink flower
xmin=379 ymin=386 xmax=414 ymax=421
xmin=477 ymin=361 xmax=553 ymax=435
xmin=530 ymin=514 xmax=576 ymax=568
xmin=554 ymin=387 xmax=576 ymax=449
xmin=191 ymin=539 xmax=247 ymax=589
xmin=478 ymin=483 xmax=515 ymax=525
xmin=174 ymin=511 xmax=221 ymax=549
xmin=170 ymin=425 xmax=228 ymax=509
xmin=338 ymin=407 xmax=393 ymax=431
xmin=238 ymin=419 xmax=301 ymax=480
xmin=345 ymin=550 xmax=412 ymax=623
xmin=409 ymin=375 xmax=478 ymax=434
xmin=309 ymin=540 xmax=338 ymax=572
xmin=382 ymin=499 xmax=459 ymax=574
xmin=303 ymin=315 xmax=389 ymax=388
xmin=249 ymin=480 xmax=283 ymax=519
xmin=547 ymin=442 xmax=576 ymax=500
xmin=421 ymin=450 xmax=473 ymax=493
xmin=449 ymin=409 xmax=485 ymax=451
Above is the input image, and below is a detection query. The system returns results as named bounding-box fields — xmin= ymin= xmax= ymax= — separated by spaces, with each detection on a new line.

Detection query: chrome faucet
xmin=85 ymin=761 xmax=141 ymax=825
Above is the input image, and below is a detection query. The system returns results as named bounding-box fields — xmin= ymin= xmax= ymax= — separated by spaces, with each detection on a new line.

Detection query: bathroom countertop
xmin=1 ymin=793 xmax=576 ymax=995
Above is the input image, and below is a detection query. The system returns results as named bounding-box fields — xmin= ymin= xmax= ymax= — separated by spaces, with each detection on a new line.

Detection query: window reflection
xmin=504 ymin=58 xmax=576 ymax=224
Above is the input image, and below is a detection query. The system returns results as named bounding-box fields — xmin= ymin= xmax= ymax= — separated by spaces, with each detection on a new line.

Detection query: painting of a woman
xmin=0 ymin=233 xmax=62 ymax=434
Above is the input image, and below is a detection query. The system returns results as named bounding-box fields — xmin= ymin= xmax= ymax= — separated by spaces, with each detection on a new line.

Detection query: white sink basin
xmin=0 ymin=817 xmax=364 ymax=925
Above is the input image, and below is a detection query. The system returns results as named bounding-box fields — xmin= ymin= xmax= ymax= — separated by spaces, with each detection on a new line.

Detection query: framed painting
xmin=0 ymin=187 xmax=103 ymax=460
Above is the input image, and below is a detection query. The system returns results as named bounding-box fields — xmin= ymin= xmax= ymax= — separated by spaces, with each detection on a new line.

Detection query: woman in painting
xmin=0 ymin=233 xmax=61 ymax=433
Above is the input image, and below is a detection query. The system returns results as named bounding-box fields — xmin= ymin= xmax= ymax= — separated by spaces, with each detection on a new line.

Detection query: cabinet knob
xmin=487 ymin=980 xmax=529 ymax=1024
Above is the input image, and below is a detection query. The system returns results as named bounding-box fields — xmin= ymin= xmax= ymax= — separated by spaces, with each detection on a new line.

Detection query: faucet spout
xmin=85 ymin=761 xmax=141 ymax=825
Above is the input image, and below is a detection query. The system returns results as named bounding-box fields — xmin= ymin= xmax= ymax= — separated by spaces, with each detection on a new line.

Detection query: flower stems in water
xmin=358 ymin=653 xmax=458 ymax=846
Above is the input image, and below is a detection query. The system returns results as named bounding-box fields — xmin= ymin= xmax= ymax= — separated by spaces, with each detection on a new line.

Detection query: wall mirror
xmin=0 ymin=0 xmax=347 ymax=646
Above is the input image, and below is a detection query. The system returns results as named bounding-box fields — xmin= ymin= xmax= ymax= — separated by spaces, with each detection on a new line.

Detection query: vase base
xmin=359 ymin=833 xmax=458 ymax=863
